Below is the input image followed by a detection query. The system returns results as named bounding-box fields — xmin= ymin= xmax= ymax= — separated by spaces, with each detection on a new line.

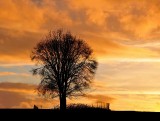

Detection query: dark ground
xmin=1 ymin=109 xmax=160 ymax=120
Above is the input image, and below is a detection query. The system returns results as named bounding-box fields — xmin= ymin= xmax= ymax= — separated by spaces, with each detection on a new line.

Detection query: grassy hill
xmin=0 ymin=108 xmax=160 ymax=120
xmin=0 ymin=104 xmax=159 ymax=120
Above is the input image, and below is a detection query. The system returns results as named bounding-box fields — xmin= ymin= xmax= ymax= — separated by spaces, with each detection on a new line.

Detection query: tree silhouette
xmin=31 ymin=29 xmax=98 ymax=110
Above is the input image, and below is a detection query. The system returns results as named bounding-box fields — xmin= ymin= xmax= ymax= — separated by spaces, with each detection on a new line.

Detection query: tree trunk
xmin=60 ymin=93 xmax=66 ymax=111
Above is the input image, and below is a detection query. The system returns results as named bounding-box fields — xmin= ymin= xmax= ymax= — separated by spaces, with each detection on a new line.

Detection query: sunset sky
xmin=1 ymin=0 xmax=160 ymax=111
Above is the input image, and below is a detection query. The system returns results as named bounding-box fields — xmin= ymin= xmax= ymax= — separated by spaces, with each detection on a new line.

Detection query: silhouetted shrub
xmin=67 ymin=103 xmax=91 ymax=109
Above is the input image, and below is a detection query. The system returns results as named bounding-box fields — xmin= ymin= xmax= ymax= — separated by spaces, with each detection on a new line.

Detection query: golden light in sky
xmin=1 ymin=0 xmax=160 ymax=111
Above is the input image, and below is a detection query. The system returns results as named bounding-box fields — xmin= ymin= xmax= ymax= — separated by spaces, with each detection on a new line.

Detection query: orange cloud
xmin=0 ymin=72 xmax=30 ymax=77
xmin=0 ymin=82 xmax=56 ymax=108
xmin=0 ymin=72 xmax=17 ymax=76
xmin=0 ymin=82 xmax=35 ymax=94
xmin=1 ymin=0 xmax=160 ymax=65
xmin=84 ymin=94 xmax=114 ymax=104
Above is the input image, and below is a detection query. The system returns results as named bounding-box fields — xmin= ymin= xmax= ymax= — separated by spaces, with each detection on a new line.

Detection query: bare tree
xmin=31 ymin=29 xmax=98 ymax=110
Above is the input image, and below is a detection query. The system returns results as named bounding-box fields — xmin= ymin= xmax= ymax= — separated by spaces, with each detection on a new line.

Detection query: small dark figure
xmin=33 ymin=105 xmax=38 ymax=109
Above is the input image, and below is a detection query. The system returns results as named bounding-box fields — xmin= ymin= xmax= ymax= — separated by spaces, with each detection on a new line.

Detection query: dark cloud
xmin=0 ymin=82 xmax=56 ymax=108
xmin=85 ymin=94 xmax=115 ymax=103
xmin=0 ymin=28 xmax=42 ymax=56
xmin=31 ymin=0 xmax=44 ymax=7
xmin=0 ymin=82 xmax=35 ymax=90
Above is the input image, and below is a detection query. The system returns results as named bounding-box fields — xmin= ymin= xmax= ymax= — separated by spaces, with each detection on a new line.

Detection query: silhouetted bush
xmin=52 ymin=103 xmax=111 ymax=112
xmin=67 ymin=103 xmax=91 ymax=109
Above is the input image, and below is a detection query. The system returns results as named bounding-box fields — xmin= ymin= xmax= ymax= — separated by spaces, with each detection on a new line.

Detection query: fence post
xmin=106 ymin=103 xmax=110 ymax=110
